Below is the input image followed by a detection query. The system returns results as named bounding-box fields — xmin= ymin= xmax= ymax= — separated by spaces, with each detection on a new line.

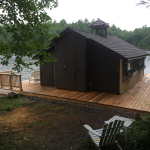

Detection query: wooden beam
xmin=119 ymin=59 xmax=122 ymax=94
xmin=9 ymin=75 xmax=12 ymax=90
xmin=105 ymin=28 xmax=107 ymax=38
xmin=19 ymin=75 xmax=23 ymax=91
xmin=0 ymin=75 xmax=1 ymax=88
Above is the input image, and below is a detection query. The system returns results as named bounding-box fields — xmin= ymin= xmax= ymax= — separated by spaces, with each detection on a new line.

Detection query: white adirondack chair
xmin=104 ymin=115 xmax=134 ymax=142
xmin=84 ymin=120 xmax=124 ymax=150
xmin=28 ymin=71 xmax=40 ymax=84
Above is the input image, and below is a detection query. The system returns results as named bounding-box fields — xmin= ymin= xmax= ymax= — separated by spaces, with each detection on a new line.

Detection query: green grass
xmin=0 ymin=96 xmax=34 ymax=112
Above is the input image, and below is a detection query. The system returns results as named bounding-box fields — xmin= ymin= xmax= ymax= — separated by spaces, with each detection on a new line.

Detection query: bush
xmin=78 ymin=139 xmax=96 ymax=150
xmin=128 ymin=115 xmax=150 ymax=150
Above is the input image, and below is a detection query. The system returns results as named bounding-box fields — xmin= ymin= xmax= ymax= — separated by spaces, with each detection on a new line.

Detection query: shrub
xmin=128 ymin=115 xmax=150 ymax=150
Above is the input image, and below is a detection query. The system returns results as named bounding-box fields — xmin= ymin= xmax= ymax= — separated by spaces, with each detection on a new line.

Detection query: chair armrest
xmin=83 ymin=124 xmax=101 ymax=137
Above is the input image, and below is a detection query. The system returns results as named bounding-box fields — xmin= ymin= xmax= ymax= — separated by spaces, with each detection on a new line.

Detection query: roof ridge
xmin=71 ymin=27 xmax=113 ymax=37
xmin=71 ymin=28 xmax=99 ymax=36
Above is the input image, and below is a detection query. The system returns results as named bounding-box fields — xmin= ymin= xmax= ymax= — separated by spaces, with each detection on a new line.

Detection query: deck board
xmin=2 ymin=74 xmax=150 ymax=113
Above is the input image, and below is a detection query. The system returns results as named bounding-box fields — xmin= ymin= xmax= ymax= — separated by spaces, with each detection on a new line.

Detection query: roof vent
xmin=89 ymin=19 xmax=109 ymax=38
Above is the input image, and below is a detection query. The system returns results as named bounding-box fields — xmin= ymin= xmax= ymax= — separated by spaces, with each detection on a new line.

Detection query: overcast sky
xmin=46 ymin=0 xmax=150 ymax=31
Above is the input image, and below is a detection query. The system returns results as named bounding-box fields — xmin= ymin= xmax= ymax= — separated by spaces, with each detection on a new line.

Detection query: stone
xmin=8 ymin=92 xmax=18 ymax=98
xmin=17 ymin=93 xmax=24 ymax=97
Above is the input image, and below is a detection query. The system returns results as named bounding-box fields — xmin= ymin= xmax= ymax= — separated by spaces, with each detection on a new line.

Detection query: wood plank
xmin=103 ymin=95 xmax=118 ymax=105
xmin=141 ymin=85 xmax=150 ymax=111
xmin=117 ymin=76 xmax=148 ymax=108
xmin=88 ymin=93 xmax=106 ymax=103
xmin=80 ymin=92 xmax=100 ymax=101
xmin=5 ymin=73 xmax=150 ymax=114
xmin=69 ymin=92 xmax=84 ymax=99
xmin=75 ymin=92 xmax=95 ymax=100
xmin=134 ymin=83 xmax=150 ymax=110
xmin=84 ymin=92 xmax=101 ymax=102
xmin=97 ymin=94 xmax=113 ymax=104
xmin=128 ymin=78 xmax=150 ymax=110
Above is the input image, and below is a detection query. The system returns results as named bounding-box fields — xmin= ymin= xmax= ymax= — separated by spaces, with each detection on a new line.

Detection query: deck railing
xmin=0 ymin=70 xmax=23 ymax=91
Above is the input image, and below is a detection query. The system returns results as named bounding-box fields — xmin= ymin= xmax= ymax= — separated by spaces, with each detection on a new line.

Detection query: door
xmin=57 ymin=51 xmax=86 ymax=91
xmin=57 ymin=52 xmax=66 ymax=89
xmin=76 ymin=51 xmax=86 ymax=91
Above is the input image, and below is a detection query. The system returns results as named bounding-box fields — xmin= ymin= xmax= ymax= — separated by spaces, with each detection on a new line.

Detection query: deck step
xmin=0 ymin=89 xmax=12 ymax=95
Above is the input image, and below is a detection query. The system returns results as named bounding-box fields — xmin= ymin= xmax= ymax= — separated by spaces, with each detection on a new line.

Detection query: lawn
xmin=0 ymin=95 xmax=135 ymax=150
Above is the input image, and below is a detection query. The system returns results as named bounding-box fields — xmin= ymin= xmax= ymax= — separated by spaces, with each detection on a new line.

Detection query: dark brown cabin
xmin=37 ymin=19 xmax=148 ymax=94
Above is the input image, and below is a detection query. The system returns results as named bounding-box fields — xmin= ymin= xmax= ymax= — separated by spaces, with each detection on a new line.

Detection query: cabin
xmin=37 ymin=19 xmax=148 ymax=94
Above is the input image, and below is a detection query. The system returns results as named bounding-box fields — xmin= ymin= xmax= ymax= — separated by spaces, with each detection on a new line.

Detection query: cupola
xmin=89 ymin=19 xmax=109 ymax=38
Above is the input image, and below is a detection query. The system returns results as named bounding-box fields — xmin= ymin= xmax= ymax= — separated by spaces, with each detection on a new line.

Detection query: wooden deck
xmin=1 ymin=73 xmax=150 ymax=113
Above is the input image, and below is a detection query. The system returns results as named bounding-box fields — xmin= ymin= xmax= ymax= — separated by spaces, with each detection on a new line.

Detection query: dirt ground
xmin=0 ymin=97 xmax=135 ymax=150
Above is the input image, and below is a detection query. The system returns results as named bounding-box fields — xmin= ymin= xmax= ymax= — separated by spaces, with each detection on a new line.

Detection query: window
xmin=123 ymin=61 xmax=127 ymax=77
xmin=127 ymin=61 xmax=133 ymax=71
xmin=139 ymin=58 xmax=145 ymax=67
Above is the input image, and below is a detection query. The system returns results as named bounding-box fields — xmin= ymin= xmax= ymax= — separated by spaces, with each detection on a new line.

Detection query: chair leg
xmin=115 ymin=141 xmax=122 ymax=150
xmin=124 ymin=127 xmax=127 ymax=142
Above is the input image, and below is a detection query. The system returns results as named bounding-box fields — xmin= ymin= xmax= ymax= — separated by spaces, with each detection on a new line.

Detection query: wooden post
xmin=96 ymin=29 xmax=98 ymax=35
xmin=0 ymin=74 xmax=1 ymax=88
xmin=19 ymin=75 xmax=23 ymax=91
xmin=119 ymin=59 xmax=122 ymax=94
xmin=101 ymin=27 xmax=104 ymax=37
xmin=9 ymin=75 xmax=12 ymax=90
xmin=105 ymin=28 xmax=107 ymax=38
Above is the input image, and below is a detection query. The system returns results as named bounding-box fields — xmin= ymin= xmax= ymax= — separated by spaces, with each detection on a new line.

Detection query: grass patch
xmin=22 ymin=120 xmax=52 ymax=129
xmin=0 ymin=130 xmax=41 ymax=150
xmin=0 ymin=96 xmax=34 ymax=112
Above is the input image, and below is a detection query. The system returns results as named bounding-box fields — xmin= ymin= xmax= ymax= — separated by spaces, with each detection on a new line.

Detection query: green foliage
xmin=0 ymin=6 xmax=150 ymax=73
xmin=48 ymin=19 xmax=150 ymax=51
xmin=128 ymin=115 xmax=150 ymax=150
xmin=0 ymin=0 xmax=58 ymax=72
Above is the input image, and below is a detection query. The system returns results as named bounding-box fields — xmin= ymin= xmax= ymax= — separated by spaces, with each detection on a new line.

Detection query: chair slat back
xmin=31 ymin=71 xmax=40 ymax=78
xmin=99 ymin=120 xmax=124 ymax=147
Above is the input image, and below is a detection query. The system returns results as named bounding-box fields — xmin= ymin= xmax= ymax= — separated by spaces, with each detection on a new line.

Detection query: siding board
xmin=56 ymin=32 xmax=86 ymax=92
xmin=88 ymin=43 xmax=119 ymax=93
xmin=76 ymin=51 xmax=86 ymax=91
xmin=57 ymin=51 xmax=66 ymax=89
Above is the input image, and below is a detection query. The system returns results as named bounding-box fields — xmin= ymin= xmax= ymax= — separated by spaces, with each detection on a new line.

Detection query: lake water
xmin=0 ymin=52 xmax=150 ymax=81
xmin=145 ymin=51 xmax=150 ymax=73
xmin=0 ymin=56 xmax=39 ymax=81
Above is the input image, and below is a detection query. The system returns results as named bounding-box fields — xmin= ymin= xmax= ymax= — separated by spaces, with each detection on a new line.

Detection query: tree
xmin=0 ymin=0 xmax=58 ymax=72
xmin=136 ymin=0 xmax=150 ymax=8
